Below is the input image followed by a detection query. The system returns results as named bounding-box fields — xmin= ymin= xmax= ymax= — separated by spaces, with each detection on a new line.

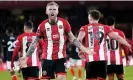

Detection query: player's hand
xmin=129 ymin=48 xmax=132 ymax=53
xmin=83 ymin=48 xmax=94 ymax=55
xmin=10 ymin=67 xmax=15 ymax=73
xmin=126 ymin=60 xmax=130 ymax=66
xmin=19 ymin=57 xmax=28 ymax=68
xmin=10 ymin=62 xmax=15 ymax=72
xmin=11 ymin=62 xmax=14 ymax=69
xmin=78 ymin=52 xmax=86 ymax=61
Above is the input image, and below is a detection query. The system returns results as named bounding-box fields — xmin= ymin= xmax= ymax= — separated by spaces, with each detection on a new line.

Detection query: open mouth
xmin=51 ymin=13 xmax=54 ymax=16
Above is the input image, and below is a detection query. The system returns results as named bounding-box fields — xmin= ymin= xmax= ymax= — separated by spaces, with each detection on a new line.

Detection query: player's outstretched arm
xmin=11 ymin=46 xmax=20 ymax=68
xmin=77 ymin=30 xmax=85 ymax=45
xmin=67 ymin=31 xmax=93 ymax=55
xmin=11 ymin=39 xmax=21 ymax=69
xmin=19 ymin=36 xmax=40 ymax=68
xmin=108 ymin=32 xmax=131 ymax=49
xmin=26 ymin=36 xmax=40 ymax=57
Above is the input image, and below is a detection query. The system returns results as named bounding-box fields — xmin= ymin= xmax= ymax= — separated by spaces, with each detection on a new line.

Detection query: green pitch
xmin=0 ymin=66 xmax=132 ymax=80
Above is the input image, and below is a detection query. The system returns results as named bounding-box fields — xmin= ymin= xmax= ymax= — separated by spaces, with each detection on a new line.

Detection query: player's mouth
xmin=51 ymin=13 xmax=54 ymax=17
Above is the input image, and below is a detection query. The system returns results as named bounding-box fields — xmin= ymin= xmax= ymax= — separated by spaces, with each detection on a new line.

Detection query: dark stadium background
xmin=0 ymin=1 xmax=132 ymax=80
xmin=0 ymin=1 xmax=132 ymax=62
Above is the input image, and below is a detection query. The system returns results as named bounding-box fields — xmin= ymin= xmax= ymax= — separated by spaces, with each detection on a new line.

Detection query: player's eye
xmin=49 ymin=9 xmax=52 ymax=10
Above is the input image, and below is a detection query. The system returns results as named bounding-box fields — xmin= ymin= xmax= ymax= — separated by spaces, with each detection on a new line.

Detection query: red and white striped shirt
xmin=80 ymin=23 xmax=112 ymax=62
xmin=12 ymin=32 xmax=41 ymax=67
xmin=106 ymin=29 xmax=128 ymax=65
xmin=37 ymin=17 xmax=71 ymax=60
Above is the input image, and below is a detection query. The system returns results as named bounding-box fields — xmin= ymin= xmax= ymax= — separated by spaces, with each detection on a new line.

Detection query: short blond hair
xmin=46 ymin=1 xmax=59 ymax=8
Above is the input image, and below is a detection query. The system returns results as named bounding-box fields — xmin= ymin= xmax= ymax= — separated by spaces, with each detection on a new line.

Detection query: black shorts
xmin=41 ymin=58 xmax=67 ymax=79
xmin=107 ymin=65 xmax=124 ymax=75
xmin=85 ymin=61 xmax=107 ymax=79
xmin=21 ymin=66 xmax=39 ymax=79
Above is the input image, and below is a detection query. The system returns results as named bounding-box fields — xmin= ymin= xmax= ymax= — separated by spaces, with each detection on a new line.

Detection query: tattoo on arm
xmin=72 ymin=39 xmax=81 ymax=48
xmin=26 ymin=36 xmax=40 ymax=57
xmin=67 ymin=31 xmax=82 ymax=48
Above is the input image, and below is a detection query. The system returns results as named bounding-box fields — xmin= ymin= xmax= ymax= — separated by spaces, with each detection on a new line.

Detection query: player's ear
xmin=88 ymin=15 xmax=93 ymax=22
xmin=57 ymin=9 xmax=59 ymax=14
xmin=24 ymin=27 xmax=26 ymax=32
xmin=46 ymin=10 xmax=48 ymax=15
xmin=24 ymin=28 xmax=26 ymax=31
xmin=31 ymin=28 xmax=34 ymax=31
xmin=46 ymin=7 xmax=48 ymax=15
xmin=88 ymin=15 xmax=90 ymax=20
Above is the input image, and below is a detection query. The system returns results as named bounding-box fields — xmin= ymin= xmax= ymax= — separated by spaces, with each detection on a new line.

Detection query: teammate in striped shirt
xmin=105 ymin=16 xmax=129 ymax=80
xmin=11 ymin=21 xmax=42 ymax=80
xmin=19 ymin=2 xmax=93 ymax=80
xmin=77 ymin=10 xmax=131 ymax=80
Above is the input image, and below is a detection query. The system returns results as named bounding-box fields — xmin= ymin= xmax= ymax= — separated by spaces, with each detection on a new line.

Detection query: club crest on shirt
xmin=59 ymin=25 xmax=63 ymax=29
xmin=64 ymin=63 xmax=67 ymax=72
xmin=42 ymin=70 xmax=47 ymax=75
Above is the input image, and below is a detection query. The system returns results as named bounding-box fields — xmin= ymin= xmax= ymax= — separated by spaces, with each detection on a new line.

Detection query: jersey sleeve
xmin=119 ymin=31 xmax=129 ymax=60
xmin=36 ymin=22 xmax=45 ymax=37
xmin=104 ymin=25 xmax=112 ymax=35
xmin=80 ymin=26 xmax=86 ymax=32
xmin=11 ymin=36 xmax=21 ymax=67
xmin=38 ymin=39 xmax=43 ymax=48
xmin=119 ymin=31 xmax=125 ymax=39
xmin=64 ymin=20 xmax=71 ymax=33
xmin=15 ymin=36 xmax=22 ymax=48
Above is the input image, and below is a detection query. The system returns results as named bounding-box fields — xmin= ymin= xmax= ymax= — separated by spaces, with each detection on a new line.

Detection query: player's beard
xmin=49 ymin=15 xmax=57 ymax=25
xmin=50 ymin=19 xmax=56 ymax=25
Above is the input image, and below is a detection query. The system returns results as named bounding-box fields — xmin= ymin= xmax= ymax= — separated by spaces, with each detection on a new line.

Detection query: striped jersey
xmin=37 ymin=17 xmax=71 ymax=60
xmin=106 ymin=29 xmax=126 ymax=65
xmin=80 ymin=23 xmax=112 ymax=62
xmin=13 ymin=32 xmax=41 ymax=67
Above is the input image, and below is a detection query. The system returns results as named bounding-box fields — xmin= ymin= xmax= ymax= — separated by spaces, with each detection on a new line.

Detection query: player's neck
xmin=90 ymin=20 xmax=98 ymax=24
xmin=48 ymin=17 xmax=58 ymax=25
xmin=25 ymin=30 xmax=32 ymax=33
xmin=110 ymin=25 xmax=115 ymax=29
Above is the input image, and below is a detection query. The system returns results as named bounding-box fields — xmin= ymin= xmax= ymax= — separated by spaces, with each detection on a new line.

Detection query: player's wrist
xmin=25 ymin=54 xmax=29 ymax=58
xmin=79 ymin=45 xmax=86 ymax=52
xmin=128 ymin=45 xmax=131 ymax=49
